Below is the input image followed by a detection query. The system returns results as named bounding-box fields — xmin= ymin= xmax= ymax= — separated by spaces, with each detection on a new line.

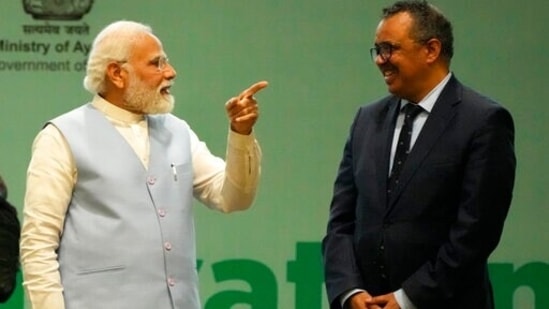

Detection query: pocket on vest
xmin=77 ymin=264 xmax=125 ymax=275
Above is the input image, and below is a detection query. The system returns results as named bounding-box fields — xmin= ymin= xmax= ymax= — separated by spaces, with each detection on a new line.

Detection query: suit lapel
xmin=386 ymin=76 xmax=462 ymax=211
xmin=374 ymin=97 xmax=401 ymax=209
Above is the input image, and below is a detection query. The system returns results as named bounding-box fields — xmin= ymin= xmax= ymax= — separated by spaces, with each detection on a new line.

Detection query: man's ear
xmin=105 ymin=62 xmax=127 ymax=89
xmin=424 ymin=38 xmax=442 ymax=64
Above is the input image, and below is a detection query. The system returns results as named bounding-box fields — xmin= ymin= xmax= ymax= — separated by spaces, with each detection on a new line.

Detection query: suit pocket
xmin=77 ymin=264 xmax=125 ymax=275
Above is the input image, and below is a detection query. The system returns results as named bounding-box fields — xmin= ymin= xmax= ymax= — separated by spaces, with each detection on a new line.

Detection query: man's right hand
xmin=346 ymin=291 xmax=383 ymax=309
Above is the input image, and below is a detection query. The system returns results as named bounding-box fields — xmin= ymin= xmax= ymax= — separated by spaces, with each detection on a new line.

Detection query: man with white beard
xmin=20 ymin=20 xmax=268 ymax=309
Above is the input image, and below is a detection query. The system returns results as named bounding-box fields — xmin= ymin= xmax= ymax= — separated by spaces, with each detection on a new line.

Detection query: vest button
xmin=147 ymin=176 xmax=157 ymax=185
xmin=164 ymin=242 xmax=172 ymax=251
xmin=158 ymin=209 xmax=166 ymax=217
xmin=168 ymin=277 xmax=176 ymax=286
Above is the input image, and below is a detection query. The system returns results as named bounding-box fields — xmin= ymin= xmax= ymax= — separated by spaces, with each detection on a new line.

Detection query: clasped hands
xmin=225 ymin=81 xmax=268 ymax=135
xmin=347 ymin=291 xmax=400 ymax=309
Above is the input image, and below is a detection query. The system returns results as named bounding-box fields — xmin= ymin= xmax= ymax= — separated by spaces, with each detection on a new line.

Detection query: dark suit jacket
xmin=0 ymin=191 xmax=20 ymax=303
xmin=322 ymin=76 xmax=516 ymax=309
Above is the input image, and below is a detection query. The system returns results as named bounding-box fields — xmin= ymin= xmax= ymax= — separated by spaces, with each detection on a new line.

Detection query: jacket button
xmin=147 ymin=176 xmax=157 ymax=185
xmin=167 ymin=277 xmax=175 ymax=286
xmin=158 ymin=208 xmax=166 ymax=217
xmin=164 ymin=242 xmax=172 ymax=251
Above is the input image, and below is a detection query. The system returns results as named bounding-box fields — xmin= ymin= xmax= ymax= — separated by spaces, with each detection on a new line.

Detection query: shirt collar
xmin=91 ymin=95 xmax=145 ymax=124
xmin=401 ymin=72 xmax=452 ymax=113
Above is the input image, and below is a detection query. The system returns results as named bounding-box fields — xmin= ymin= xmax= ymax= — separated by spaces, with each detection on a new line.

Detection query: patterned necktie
xmin=387 ymin=103 xmax=424 ymax=195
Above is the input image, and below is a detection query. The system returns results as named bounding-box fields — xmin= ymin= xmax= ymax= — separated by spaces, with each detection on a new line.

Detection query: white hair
xmin=83 ymin=20 xmax=154 ymax=94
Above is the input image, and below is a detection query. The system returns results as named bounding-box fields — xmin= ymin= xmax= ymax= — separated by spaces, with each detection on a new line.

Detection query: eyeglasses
xmin=370 ymin=43 xmax=400 ymax=62
xmin=114 ymin=56 xmax=171 ymax=72
xmin=151 ymin=56 xmax=170 ymax=72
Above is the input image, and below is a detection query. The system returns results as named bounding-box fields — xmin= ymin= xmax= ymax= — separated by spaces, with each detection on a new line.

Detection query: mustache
xmin=380 ymin=62 xmax=396 ymax=71
xmin=159 ymin=81 xmax=174 ymax=90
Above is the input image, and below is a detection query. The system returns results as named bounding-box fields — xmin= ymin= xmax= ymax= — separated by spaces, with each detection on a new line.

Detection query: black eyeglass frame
xmin=369 ymin=43 xmax=401 ymax=62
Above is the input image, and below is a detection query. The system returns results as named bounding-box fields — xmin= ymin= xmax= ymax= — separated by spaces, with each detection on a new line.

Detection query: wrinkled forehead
xmin=129 ymin=33 xmax=166 ymax=61
xmin=374 ymin=12 xmax=414 ymax=43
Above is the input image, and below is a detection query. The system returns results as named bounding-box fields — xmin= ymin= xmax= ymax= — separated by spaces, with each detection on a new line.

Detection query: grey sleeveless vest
xmin=51 ymin=104 xmax=200 ymax=309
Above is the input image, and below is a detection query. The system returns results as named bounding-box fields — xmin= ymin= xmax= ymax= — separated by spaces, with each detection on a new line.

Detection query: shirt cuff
xmin=228 ymin=129 xmax=256 ymax=149
xmin=340 ymin=289 xmax=366 ymax=308
xmin=394 ymin=288 xmax=417 ymax=309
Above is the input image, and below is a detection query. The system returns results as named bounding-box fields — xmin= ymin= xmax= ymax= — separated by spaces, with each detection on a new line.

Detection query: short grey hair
xmin=83 ymin=21 xmax=154 ymax=94
xmin=382 ymin=0 xmax=454 ymax=62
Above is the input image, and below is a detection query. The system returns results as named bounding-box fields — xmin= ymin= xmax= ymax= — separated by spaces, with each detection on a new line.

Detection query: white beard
xmin=123 ymin=74 xmax=174 ymax=115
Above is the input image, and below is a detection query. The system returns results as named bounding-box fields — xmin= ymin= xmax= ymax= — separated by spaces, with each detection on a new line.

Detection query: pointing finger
xmin=239 ymin=80 xmax=269 ymax=99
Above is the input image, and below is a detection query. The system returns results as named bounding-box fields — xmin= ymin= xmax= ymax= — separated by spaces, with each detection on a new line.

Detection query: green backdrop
xmin=1 ymin=1 xmax=547 ymax=308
